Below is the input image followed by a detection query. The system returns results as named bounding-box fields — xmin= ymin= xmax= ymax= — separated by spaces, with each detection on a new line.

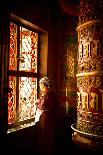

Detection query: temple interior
xmin=0 ymin=0 xmax=103 ymax=154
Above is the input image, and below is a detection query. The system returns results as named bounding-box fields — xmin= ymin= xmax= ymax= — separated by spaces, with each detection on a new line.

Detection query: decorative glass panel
xmin=8 ymin=21 xmax=39 ymax=127
xmin=19 ymin=77 xmax=37 ymax=121
xmin=8 ymin=76 xmax=16 ymax=124
xmin=9 ymin=22 xmax=17 ymax=70
xmin=19 ymin=27 xmax=38 ymax=72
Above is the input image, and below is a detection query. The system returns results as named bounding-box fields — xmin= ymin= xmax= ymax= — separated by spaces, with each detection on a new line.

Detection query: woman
xmin=35 ymin=77 xmax=59 ymax=155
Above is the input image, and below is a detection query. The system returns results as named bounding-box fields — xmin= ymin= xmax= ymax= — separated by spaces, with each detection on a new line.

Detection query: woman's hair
xmin=39 ymin=77 xmax=51 ymax=88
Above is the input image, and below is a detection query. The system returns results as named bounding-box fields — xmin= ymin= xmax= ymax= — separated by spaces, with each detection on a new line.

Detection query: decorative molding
xmin=77 ymin=19 xmax=100 ymax=31
xmin=76 ymin=71 xmax=103 ymax=77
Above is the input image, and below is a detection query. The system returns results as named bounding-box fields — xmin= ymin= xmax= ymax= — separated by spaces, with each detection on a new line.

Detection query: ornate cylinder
xmin=72 ymin=0 xmax=103 ymax=149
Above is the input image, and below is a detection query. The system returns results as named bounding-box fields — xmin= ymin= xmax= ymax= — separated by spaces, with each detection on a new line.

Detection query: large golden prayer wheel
xmin=71 ymin=0 xmax=103 ymax=150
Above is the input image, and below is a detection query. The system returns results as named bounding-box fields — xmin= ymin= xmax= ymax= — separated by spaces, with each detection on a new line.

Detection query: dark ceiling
xmin=39 ymin=0 xmax=79 ymax=16
xmin=2 ymin=0 xmax=79 ymax=17
xmin=58 ymin=0 xmax=79 ymax=16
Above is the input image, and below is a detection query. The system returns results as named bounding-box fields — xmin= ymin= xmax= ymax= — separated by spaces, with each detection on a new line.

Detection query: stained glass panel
xmin=9 ymin=22 xmax=17 ymax=70
xmin=19 ymin=77 xmax=37 ymax=121
xmin=8 ymin=21 xmax=39 ymax=127
xmin=8 ymin=76 xmax=16 ymax=124
xmin=19 ymin=27 xmax=38 ymax=72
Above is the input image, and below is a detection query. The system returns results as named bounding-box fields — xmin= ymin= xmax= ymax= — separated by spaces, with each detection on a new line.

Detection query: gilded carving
xmin=75 ymin=0 xmax=103 ymax=137
xmin=90 ymin=93 xmax=98 ymax=110
xmin=77 ymin=76 xmax=101 ymax=90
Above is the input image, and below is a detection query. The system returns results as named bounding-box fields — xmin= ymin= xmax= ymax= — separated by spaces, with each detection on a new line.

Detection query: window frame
xmin=7 ymin=14 xmax=48 ymax=132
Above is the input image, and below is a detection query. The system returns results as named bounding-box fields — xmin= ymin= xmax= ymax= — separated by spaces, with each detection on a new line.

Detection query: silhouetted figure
xmin=35 ymin=77 xmax=60 ymax=155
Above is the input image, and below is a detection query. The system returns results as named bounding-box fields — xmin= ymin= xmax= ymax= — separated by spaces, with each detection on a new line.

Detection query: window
xmin=8 ymin=14 xmax=48 ymax=131
xmin=8 ymin=22 xmax=38 ymax=128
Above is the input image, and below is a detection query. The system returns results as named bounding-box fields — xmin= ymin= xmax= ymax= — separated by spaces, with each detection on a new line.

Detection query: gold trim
xmin=76 ymin=19 xmax=100 ymax=31
xmin=76 ymin=71 xmax=103 ymax=77
xmin=77 ymin=109 xmax=103 ymax=115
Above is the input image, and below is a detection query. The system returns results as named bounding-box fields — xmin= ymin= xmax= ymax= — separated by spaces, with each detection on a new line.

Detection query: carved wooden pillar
xmin=71 ymin=0 xmax=103 ymax=150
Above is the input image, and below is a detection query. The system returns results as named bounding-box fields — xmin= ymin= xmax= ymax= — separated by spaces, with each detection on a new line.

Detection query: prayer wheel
xmin=71 ymin=0 xmax=103 ymax=150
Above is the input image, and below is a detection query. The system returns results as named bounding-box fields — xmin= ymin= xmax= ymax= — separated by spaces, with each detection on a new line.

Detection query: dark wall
xmin=7 ymin=126 xmax=37 ymax=154
xmin=3 ymin=0 xmax=61 ymax=153
xmin=47 ymin=10 xmax=60 ymax=95
xmin=9 ymin=0 xmax=49 ymax=30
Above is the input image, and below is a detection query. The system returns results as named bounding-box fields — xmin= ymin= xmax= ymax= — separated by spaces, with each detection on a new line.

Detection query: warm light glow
xmin=8 ymin=22 xmax=39 ymax=125
xmin=9 ymin=22 xmax=17 ymax=70
xmin=20 ymin=27 xmax=38 ymax=72
xmin=68 ymin=56 xmax=74 ymax=77
xmin=8 ymin=76 xmax=16 ymax=124
xmin=19 ymin=77 xmax=37 ymax=121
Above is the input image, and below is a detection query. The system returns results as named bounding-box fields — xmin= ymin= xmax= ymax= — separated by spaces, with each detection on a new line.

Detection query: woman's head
xmin=39 ymin=77 xmax=51 ymax=92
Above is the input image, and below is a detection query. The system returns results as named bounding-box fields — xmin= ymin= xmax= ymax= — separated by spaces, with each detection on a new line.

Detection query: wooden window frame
xmin=7 ymin=14 xmax=48 ymax=132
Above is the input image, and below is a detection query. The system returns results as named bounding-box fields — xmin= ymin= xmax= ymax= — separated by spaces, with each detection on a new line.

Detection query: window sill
xmin=7 ymin=121 xmax=36 ymax=134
